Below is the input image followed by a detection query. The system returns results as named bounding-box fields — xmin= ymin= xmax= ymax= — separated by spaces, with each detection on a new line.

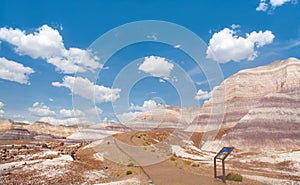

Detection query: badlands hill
xmin=0 ymin=120 xmax=78 ymax=139
xmin=130 ymin=57 xmax=300 ymax=151
xmin=193 ymin=57 xmax=300 ymax=150
xmin=27 ymin=121 xmax=78 ymax=138
xmin=126 ymin=105 xmax=201 ymax=130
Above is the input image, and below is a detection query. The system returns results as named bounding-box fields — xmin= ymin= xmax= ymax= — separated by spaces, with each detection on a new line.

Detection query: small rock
xmin=41 ymin=143 xmax=48 ymax=149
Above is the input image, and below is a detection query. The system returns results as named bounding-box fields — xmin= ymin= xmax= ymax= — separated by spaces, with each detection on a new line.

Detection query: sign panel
xmin=215 ymin=147 xmax=234 ymax=160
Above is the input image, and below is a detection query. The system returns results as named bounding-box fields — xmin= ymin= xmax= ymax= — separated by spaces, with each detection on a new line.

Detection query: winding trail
xmin=103 ymin=132 xmax=224 ymax=185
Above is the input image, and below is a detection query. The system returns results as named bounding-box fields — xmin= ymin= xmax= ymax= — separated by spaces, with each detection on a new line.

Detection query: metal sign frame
xmin=214 ymin=147 xmax=234 ymax=182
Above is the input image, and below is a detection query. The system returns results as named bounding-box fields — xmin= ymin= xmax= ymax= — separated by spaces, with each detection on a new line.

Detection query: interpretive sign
xmin=214 ymin=147 xmax=234 ymax=182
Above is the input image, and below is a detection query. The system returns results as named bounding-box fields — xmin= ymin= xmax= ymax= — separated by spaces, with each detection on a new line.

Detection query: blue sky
xmin=0 ymin=0 xmax=299 ymax=124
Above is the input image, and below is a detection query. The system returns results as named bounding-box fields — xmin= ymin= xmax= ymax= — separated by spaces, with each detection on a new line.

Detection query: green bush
xmin=127 ymin=159 xmax=138 ymax=167
xmin=170 ymin=156 xmax=176 ymax=161
xmin=126 ymin=169 xmax=133 ymax=175
xmin=226 ymin=172 xmax=243 ymax=182
xmin=192 ymin=163 xmax=199 ymax=167
xmin=184 ymin=161 xmax=191 ymax=165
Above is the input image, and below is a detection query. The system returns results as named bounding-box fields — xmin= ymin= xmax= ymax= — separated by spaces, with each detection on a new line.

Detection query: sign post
xmin=214 ymin=147 xmax=234 ymax=183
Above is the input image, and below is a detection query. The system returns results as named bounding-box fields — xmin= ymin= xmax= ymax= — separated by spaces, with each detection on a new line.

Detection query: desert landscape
xmin=1 ymin=58 xmax=300 ymax=184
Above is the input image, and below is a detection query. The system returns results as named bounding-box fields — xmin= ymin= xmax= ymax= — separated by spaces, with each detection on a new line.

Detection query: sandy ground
xmin=1 ymin=129 xmax=299 ymax=184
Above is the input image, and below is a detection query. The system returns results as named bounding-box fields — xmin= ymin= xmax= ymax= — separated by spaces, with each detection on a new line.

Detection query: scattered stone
xmin=41 ymin=143 xmax=48 ymax=149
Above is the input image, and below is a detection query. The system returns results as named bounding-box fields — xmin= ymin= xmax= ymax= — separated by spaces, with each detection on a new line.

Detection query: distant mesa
xmin=0 ymin=128 xmax=34 ymax=140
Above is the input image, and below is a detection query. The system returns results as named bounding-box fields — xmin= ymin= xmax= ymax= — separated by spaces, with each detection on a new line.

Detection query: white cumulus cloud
xmin=195 ymin=89 xmax=211 ymax=100
xmin=270 ymin=0 xmax=296 ymax=7
xmin=59 ymin=109 xmax=85 ymax=118
xmin=0 ymin=57 xmax=34 ymax=84
xmin=256 ymin=0 xmax=269 ymax=11
xmin=28 ymin=102 xmax=56 ymax=117
xmin=247 ymin=30 xmax=275 ymax=47
xmin=118 ymin=99 xmax=159 ymax=123
xmin=130 ymin=99 xmax=158 ymax=112
xmin=0 ymin=101 xmax=4 ymax=117
xmin=52 ymin=76 xmax=121 ymax=103
xmin=117 ymin=111 xmax=142 ymax=123
xmin=39 ymin=116 xmax=89 ymax=125
xmin=139 ymin=56 xmax=174 ymax=80
xmin=256 ymin=0 xmax=297 ymax=12
xmin=206 ymin=27 xmax=275 ymax=63
xmin=0 ymin=25 xmax=101 ymax=74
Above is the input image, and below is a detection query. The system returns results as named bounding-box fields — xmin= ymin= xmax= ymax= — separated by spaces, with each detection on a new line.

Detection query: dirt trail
xmin=112 ymin=132 xmax=225 ymax=185
xmin=144 ymin=160 xmax=224 ymax=185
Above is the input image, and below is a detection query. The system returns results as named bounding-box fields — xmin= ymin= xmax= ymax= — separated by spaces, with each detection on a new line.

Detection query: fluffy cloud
xmin=195 ymin=89 xmax=211 ymax=100
xmin=256 ymin=0 xmax=297 ymax=12
xmin=118 ymin=99 xmax=159 ymax=123
xmin=39 ymin=116 xmax=89 ymax=125
xmin=270 ymin=0 xmax=296 ymax=7
xmin=195 ymin=89 xmax=212 ymax=100
xmin=0 ymin=57 xmax=34 ymax=84
xmin=138 ymin=56 xmax=174 ymax=80
xmin=0 ymin=25 xmax=101 ymax=74
xmin=130 ymin=99 xmax=158 ymax=112
xmin=194 ymin=89 xmax=211 ymax=100
xmin=206 ymin=28 xmax=275 ymax=63
xmin=52 ymin=76 xmax=121 ymax=103
xmin=117 ymin=111 xmax=141 ymax=123
xmin=28 ymin=102 xmax=56 ymax=117
xmin=256 ymin=0 xmax=269 ymax=11
xmin=0 ymin=25 xmax=64 ymax=58
xmin=247 ymin=30 xmax=275 ymax=47
xmin=59 ymin=109 xmax=85 ymax=118
xmin=0 ymin=101 xmax=4 ymax=117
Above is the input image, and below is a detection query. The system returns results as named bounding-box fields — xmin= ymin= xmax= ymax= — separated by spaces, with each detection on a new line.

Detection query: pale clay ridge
xmin=236 ymin=57 xmax=300 ymax=74
xmin=191 ymin=57 xmax=300 ymax=132
xmin=126 ymin=58 xmax=300 ymax=133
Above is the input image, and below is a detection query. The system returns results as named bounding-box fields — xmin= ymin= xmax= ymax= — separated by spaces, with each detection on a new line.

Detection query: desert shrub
xmin=127 ymin=161 xmax=138 ymax=167
xmin=226 ymin=172 xmax=243 ymax=182
xmin=126 ymin=169 xmax=133 ymax=175
xmin=184 ymin=161 xmax=191 ymax=165
xmin=116 ymin=172 xmax=120 ymax=177
xmin=192 ymin=163 xmax=199 ymax=167
xmin=170 ymin=156 xmax=176 ymax=161
xmin=174 ymin=162 xmax=179 ymax=166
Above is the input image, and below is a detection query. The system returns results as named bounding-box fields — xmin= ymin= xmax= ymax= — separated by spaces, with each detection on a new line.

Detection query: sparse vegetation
xmin=174 ymin=162 xmax=179 ymax=167
xmin=127 ymin=159 xmax=138 ymax=167
xmin=170 ymin=156 xmax=176 ymax=161
xmin=226 ymin=172 xmax=243 ymax=182
xmin=115 ymin=172 xmax=120 ymax=177
xmin=126 ymin=169 xmax=133 ymax=175
xmin=192 ymin=163 xmax=199 ymax=167
xmin=184 ymin=161 xmax=191 ymax=165
xmin=135 ymin=132 xmax=147 ymax=139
